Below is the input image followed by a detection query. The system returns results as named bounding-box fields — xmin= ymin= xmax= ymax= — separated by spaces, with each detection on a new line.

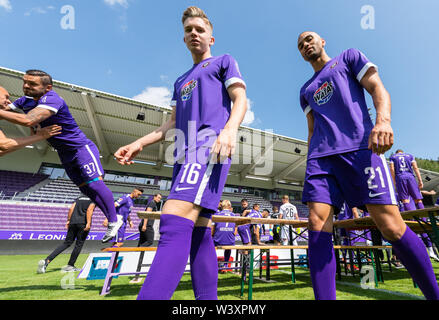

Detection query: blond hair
xmin=222 ymin=200 xmax=232 ymax=209
xmin=182 ymin=6 xmax=213 ymax=30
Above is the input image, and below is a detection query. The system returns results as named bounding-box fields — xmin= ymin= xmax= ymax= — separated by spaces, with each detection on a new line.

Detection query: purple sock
xmin=137 ymin=214 xmax=194 ymax=300
xmin=190 ymin=226 xmax=218 ymax=300
xmin=308 ymin=230 xmax=336 ymax=300
xmin=80 ymin=181 xmax=117 ymax=223
xmin=403 ymin=201 xmax=416 ymax=212
xmin=390 ymin=227 xmax=439 ymax=300
xmin=416 ymin=202 xmax=425 ymax=210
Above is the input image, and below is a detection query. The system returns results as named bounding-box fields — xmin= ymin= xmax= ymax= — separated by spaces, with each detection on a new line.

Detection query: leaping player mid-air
xmin=297 ymin=31 xmax=439 ymax=300
xmin=0 ymin=70 xmax=123 ymax=243
xmin=114 ymin=6 xmax=248 ymax=300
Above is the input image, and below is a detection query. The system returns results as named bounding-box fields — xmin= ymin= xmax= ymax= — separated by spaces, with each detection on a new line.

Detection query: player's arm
xmin=127 ymin=215 xmax=133 ymax=228
xmin=0 ymin=125 xmax=61 ymax=156
xmin=360 ymin=68 xmax=393 ymax=155
xmin=85 ymin=203 xmax=96 ymax=232
xmin=389 ymin=161 xmax=397 ymax=187
xmin=411 ymin=160 xmax=424 ymax=189
xmin=306 ymin=111 xmax=314 ymax=150
xmin=211 ymin=84 xmax=247 ymax=161
xmin=142 ymin=205 xmax=154 ymax=230
xmin=352 ymin=207 xmax=360 ymax=219
xmin=114 ymin=107 xmax=176 ymax=165
xmin=0 ymin=107 xmax=54 ymax=127
xmin=65 ymin=202 xmax=76 ymax=229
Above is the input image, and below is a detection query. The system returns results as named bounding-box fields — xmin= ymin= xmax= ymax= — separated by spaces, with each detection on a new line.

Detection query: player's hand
xmin=114 ymin=141 xmax=143 ymax=165
xmin=142 ymin=226 xmax=146 ymax=232
xmin=65 ymin=221 xmax=70 ymax=230
xmin=36 ymin=125 xmax=62 ymax=139
xmin=418 ymin=181 xmax=424 ymax=190
xmin=129 ymin=221 xmax=133 ymax=228
xmin=368 ymin=122 xmax=394 ymax=155
xmin=84 ymin=224 xmax=91 ymax=232
xmin=211 ymin=127 xmax=237 ymax=163
xmin=103 ymin=219 xmax=108 ymax=227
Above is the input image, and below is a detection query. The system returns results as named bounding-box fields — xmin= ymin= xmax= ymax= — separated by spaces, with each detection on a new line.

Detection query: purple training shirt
xmin=11 ymin=90 xmax=91 ymax=152
xmin=300 ymin=48 xmax=377 ymax=160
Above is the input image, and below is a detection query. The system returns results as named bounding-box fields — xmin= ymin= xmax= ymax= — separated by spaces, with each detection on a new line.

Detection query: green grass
xmin=0 ymin=254 xmax=436 ymax=300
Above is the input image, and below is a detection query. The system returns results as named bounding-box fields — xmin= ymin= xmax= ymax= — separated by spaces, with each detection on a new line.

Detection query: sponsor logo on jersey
xmin=313 ymin=81 xmax=334 ymax=105
xmin=202 ymin=62 xmax=210 ymax=68
xmin=330 ymin=61 xmax=338 ymax=69
xmin=180 ymin=79 xmax=198 ymax=102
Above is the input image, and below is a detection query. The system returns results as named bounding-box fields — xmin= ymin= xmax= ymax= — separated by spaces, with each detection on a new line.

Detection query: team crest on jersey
xmin=202 ymin=62 xmax=210 ymax=68
xmin=313 ymin=81 xmax=334 ymax=105
xmin=180 ymin=79 xmax=198 ymax=101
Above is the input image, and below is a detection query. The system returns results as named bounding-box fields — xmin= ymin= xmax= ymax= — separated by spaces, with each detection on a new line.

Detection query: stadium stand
xmin=0 ymin=170 xmax=49 ymax=198
xmin=0 ymin=201 xmax=145 ymax=233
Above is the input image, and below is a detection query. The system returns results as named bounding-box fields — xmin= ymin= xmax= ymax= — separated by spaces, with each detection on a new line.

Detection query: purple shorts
xmin=395 ymin=175 xmax=423 ymax=201
xmin=302 ymin=149 xmax=398 ymax=210
xmin=237 ymin=225 xmax=251 ymax=244
xmin=167 ymin=160 xmax=231 ymax=214
xmin=59 ymin=142 xmax=105 ymax=186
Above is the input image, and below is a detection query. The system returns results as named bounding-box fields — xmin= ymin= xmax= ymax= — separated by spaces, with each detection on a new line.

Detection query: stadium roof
xmin=0 ymin=66 xmax=309 ymax=190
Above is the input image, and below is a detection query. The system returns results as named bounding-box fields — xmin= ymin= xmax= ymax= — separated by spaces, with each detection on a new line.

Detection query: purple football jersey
xmin=115 ymin=194 xmax=134 ymax=222
xmin=300 ymin=48 xmax=377 ymax=159
xmin=170 ymin=54 xmax=245 ymax=164
xmin=11 ymin=90 xmax=91 ymax=152
xmin=389 ymin=152 xmax=416 ymax=177
xmin=338 ymin=203 xmax=353 ymax=220
xmin=213 ymin=209 xmax=236 ymax=245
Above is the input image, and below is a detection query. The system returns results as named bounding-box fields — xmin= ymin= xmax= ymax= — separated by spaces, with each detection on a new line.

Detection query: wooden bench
xmin=216 ymin=244 xmax=391 ymax=300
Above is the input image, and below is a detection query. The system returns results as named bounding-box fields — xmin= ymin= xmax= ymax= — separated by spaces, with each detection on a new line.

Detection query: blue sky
xmin=0 ymin=0 xmax=438 ymax=160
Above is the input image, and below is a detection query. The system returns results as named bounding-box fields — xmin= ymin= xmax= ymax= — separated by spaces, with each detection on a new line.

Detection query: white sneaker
xmin=102 ymin=215 xmax=123 ymax=243
xmin=129 ymin=277 xmax=143 ymax=284
xmin=37 ymin=259 xmax=47 ymax=274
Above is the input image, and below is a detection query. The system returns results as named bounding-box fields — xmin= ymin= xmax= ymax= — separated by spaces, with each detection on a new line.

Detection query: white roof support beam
xmin=274 ymin=156 xmax=307 ymax=182
xmin=240 ymin=137 xmax=279 ymax=181
xmin=154 ymin=111 xmax=168 ymax=171
xmin=81 ymin=92 xmax=111 ymax=160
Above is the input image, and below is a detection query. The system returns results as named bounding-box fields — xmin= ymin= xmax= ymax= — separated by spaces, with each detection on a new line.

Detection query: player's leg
xmin=307 ymin=202 xmax=337 ymax=300
xmin=67 ymin=224 xmax=89 ymax=268
xmin=67 ymin=143 xmax=121 ymax=242
xmin=343 ymin=149 xmax=439 ymax=300
xmin=190 ymin=212 xmax=218 ymax=300
xmin=137 ymin=199 xmax=199 ymax=300
xmin=38 ymin=225 xmax=76 ymax=273
xmin=397 ymin=178 xmax=416 ymax=211
xmin=302 ymin=157 xmax=341 ymax=300
xmin=366 ymin=204 xmax=439 ymax=299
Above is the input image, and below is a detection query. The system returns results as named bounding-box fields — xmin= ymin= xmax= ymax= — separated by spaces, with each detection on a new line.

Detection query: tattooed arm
xmin=0 ymin=107 xmax=54 ymax=127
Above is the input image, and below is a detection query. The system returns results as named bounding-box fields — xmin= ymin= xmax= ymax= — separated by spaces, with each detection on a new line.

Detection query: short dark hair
xmin=262 ymin=209 xmax=270 ymax=213
xmin=241 ymin=199 xmax=248 ymax=203
xmin=25 ymin=69 xmax=53 ymax=86
xmin=396 ymin=149 xmax=403 ymax=153
xmin=253 ymin=203 xmax=259 ymax=208
xmin=135 ymin=188 xmax=144 ymax=193
xmin=154 ymin=193 xmax=162 ymax=197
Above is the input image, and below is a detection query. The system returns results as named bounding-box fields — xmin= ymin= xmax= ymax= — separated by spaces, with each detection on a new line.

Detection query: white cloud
xmin=24 ymin=6 xmax=55 ymax=16
xmin=241 ymin=98 xmax=256 ymax=126
xmin=132 ymin=87 xmax=172 ymax=108
xmin=104 ymin=0 xmax=129 ymax=8
xmin=0 ymin=0 xmax=12 ymax=11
